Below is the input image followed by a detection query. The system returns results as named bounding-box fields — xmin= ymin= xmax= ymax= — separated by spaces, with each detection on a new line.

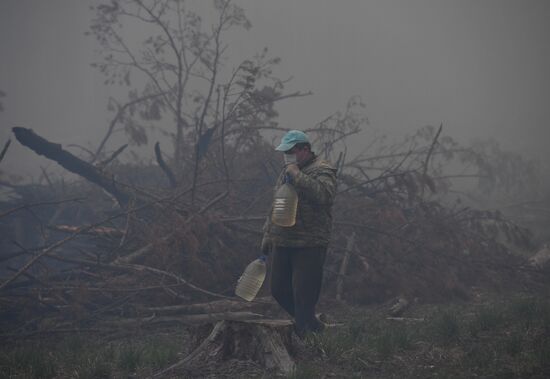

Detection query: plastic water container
xmin=235 ymin=256 xmax=267 ymax=301
xmin=271 ymin=183 xmax=298 ymax=227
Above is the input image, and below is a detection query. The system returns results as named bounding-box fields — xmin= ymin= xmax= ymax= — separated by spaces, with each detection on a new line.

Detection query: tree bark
xmin=12 ymin=127 xmax=129 ymax=207
xmin=153 ymin=319 xmax=296 ymax=377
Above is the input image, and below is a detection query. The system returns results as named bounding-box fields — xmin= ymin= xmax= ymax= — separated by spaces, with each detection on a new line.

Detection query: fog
xmin=1 ymin=0 xmax=549 ymax=181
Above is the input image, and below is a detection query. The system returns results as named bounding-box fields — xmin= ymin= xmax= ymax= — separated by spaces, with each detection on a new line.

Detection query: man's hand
xmin=285 ymin=163 xmax=300 ymax=178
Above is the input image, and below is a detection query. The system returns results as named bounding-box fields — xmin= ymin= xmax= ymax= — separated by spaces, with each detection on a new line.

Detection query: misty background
xmin=1 ymin=0 xmax=549 ymax=182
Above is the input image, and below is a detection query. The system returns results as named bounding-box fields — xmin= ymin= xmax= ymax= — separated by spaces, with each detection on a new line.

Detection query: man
xmin=261 ymin=130 xmax=337 ymax=337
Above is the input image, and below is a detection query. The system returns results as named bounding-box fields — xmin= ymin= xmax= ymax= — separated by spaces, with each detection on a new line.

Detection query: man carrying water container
xmin=261 ymin=130 xmax=337 ymax=338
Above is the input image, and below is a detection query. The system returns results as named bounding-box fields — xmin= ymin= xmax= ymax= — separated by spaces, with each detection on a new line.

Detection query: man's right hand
xmin=260 ymin=236 xmax=272 ymax=255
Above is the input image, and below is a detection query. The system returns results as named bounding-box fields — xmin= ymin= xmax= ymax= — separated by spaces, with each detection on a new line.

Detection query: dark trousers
xmin=270 ymin=245 xmax=327 ymax=337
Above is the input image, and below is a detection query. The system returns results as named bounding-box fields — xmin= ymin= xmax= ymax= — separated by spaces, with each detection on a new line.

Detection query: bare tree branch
xmin=97 ymin=144 xmax=128 ymax=167
xmin=92 ymin=92 xmax=166 ymax=163
xmin=0 ymin=139 xmax=11 ymax=163
xmin=0 ymin=197 xmax=84 ymax=219
xmin=420 ymin=123 xmax=443 ymax=198
xmin=154 ymin=142 xmax=177 ymax=188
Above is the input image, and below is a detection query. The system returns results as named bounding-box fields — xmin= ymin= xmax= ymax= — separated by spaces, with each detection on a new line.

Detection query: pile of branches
xmin=0 ymin=118 xmax=543 ymax=338
xmin=323 ymin=122 xmax=539 ymax=303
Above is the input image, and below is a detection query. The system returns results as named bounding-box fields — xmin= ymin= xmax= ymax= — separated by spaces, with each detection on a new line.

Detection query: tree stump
xmin=153 ymin=319 xmax=296 ymax=377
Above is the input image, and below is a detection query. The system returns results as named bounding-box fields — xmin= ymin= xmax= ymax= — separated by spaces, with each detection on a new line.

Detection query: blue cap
xmin=275 ymin=130 xmax=310 ymax=152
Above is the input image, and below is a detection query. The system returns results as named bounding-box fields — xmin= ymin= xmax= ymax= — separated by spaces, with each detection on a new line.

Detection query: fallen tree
xmin=12 ymin=127 xmax=130 ymax=207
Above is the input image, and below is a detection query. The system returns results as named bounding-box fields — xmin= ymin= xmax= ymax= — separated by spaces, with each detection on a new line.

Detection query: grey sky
xmin=1 ymin=0 xmax=549 ymax=180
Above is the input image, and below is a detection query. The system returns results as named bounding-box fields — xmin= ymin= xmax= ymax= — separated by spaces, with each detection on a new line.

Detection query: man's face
xmin=285 ymin=145 xmax=309 ymax=165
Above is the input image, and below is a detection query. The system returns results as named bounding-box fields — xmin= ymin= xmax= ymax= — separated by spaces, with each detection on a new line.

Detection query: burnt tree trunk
xmin=12 ymin=127 xmax=129 ymax=207
xmin=153 ymin=319 xmax=296 ymax=377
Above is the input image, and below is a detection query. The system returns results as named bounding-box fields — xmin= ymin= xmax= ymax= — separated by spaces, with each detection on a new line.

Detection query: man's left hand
xmin=285 ymin=163 xmax=300 ymax=178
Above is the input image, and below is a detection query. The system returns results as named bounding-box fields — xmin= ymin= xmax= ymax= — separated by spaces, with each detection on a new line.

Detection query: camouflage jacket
xmin=263 ymin=155 xmax=337 ymax=247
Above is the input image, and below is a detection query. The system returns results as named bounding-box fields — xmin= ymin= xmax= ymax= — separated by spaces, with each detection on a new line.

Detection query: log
xmin=98 ymin=311 xmax=265 ymax=328
xmin=12 ymin=127 xmax=129 ymax=206
xmin=152 ymin=319 xmax=296 ymax=377
xmin=145 ymin=297 xmax=274 ymax=316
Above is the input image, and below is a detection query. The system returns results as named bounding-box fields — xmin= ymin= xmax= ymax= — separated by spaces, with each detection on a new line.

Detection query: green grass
xmin=502 ymin=331 xmax=523 ymax=356
xmin=3 ymin=295 xmax=550 ymax=379
xmin=117 ymin=344 xmax=142 ymax=371
xmin=287 ymin=363 xmax=322 ymax=379
xmin=0 ymin=344 xmax=56 ymax=379
xmin=0 ymin=332 xmax=184 ymax=379
xmin=531 ymin=333 xmax=550 ymax=371
xmin=291 ymin=295 xmax=550 ymax=378
xmin=75 ymin=353 xmax=113 ymax=379
xmin=468 ymin=305 xmax=505 ymax=337
xmin=369 ymin=323 xmax=412 ymax=358
xmin=305 ymin=328 xmax=357 ymax=364
xmin=429 ymin=309 xmax=461 ymax=344
xmin=140 ymin=338 xmax=180 ymax=368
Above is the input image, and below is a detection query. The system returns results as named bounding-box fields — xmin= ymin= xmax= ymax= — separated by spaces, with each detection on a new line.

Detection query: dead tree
xmin=12 ymin=127 xmax=129 ymax=207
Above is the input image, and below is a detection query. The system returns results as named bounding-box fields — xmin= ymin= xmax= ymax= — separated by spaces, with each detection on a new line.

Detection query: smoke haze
xmin=1 ymin=0 xmax=549 ymax=179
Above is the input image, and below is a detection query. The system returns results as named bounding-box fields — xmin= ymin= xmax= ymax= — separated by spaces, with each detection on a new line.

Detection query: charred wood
xmin=12 ymin=127 xmax=129 ymax=206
